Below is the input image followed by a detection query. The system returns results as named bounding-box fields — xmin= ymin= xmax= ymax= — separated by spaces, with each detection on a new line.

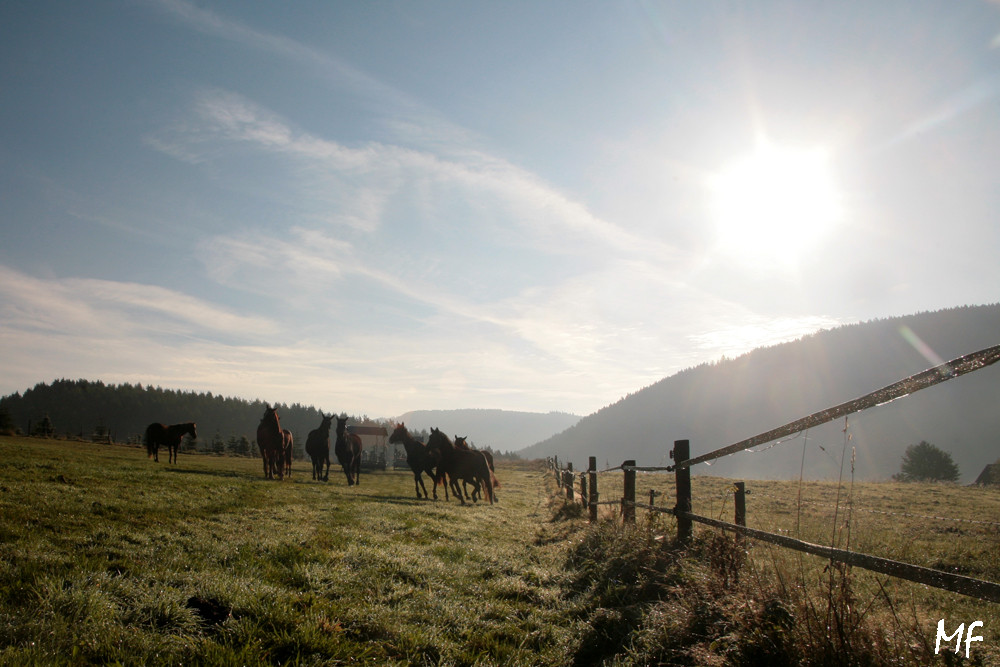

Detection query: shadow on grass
xmin=161 ymin=467 xmax=247 ymax=479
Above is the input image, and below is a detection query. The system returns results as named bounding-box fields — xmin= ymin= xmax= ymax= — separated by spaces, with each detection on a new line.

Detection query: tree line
xmin=0 ymin=379 xmax=521 ymax=461
xmin=0 ymin=379 xmax=352 ymax=456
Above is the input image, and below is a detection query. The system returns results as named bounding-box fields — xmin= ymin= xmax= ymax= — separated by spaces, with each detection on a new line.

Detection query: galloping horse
xmin=145 ymin=422 xmax=197 ymax=464
xmin=305 ymin=414 xmax=333 ymax=481
xmin=256 ymin=405 xmax=285 ymax=480
xmin=334 ymin=416 xmax=362 ymax=486
xmin=455 ymin=436 xmax=500 ymax=502
xmin=389 ymin=423 xmax=439 ymax=500
xmin=281 ymin=429 xmax=294 ymax=478
xmin=427 ymin=428 xmax=493 ymax=505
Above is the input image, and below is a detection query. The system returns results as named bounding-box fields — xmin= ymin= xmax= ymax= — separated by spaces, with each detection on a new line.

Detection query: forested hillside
xmin=0 ymin=380 xmax=350 ymax=450
xmin=519 ymin=305 xmax=1000 ymax=483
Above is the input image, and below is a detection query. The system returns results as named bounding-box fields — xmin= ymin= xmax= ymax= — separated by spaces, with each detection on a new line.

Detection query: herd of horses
xmin=143 ymin=405 xmax=499 ymax=505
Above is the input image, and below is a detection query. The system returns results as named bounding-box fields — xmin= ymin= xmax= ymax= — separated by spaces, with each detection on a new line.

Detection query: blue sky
xmin=2 ymin=1 xmax=999 ymax=418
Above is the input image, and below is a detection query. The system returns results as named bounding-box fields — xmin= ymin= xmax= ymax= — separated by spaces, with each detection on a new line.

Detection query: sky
xmin=2 ymin=1 xmax=999 ymax=419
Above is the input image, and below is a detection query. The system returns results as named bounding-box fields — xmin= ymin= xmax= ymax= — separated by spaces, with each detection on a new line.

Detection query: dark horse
xmin=256 ymin=405 xmax=285 ymax=480
xmin=455 ymin=435 xmax=499 ymax=502
xmin=334 ymin=416 xmax=362 ymax=486
xmin=427 ymin=428 xmax=493 ymax=505
xmin=144 ymin=422 xmax=197 ymax=464
xmin=389 ymin=423 xmax=439 ymax=500
xmin=281 ymin=429 xmax=294 ymax=478
xmin=305 ymin=414 xmax=333 ymax=481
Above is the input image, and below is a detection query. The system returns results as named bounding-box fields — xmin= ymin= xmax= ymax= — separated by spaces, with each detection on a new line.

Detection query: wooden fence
xmin=549 ymin=343 xmax=1000 ymax=604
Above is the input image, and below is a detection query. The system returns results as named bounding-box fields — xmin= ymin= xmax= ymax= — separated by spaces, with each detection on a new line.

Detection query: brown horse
xmin=305 ymin=414 xmax=333 ymax=481
xmin=427 ymin=428 xmax=493 ymax=505
xmin=144 ymin=422 xmax=197 ymax=464
xmin=455 ymin=436 xmax=499 ymax=502
xmin=334 ymin=416 xmax=362 ymax=486
xmin=389 ymin=423 xmax=439 ymax=500
xmin=256 ymin=405 xmax=285 ymax=480
xmin=281 ymin=428 xmax=293 ymax=478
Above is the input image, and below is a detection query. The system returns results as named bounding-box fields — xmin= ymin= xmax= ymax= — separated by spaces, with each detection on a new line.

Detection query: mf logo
xmin=935 ymin=620 xmax=983 ymax=658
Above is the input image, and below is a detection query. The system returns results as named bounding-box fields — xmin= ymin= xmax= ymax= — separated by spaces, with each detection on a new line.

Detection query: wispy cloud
xmin=147 ymin=0 xmax=467 ymax=150
xmin=885 ymin=77 xmax=1000 ymax=148
xmin=688 ymin=315 xmax=841 ymax=359
xmin=0 ymin=265 xmax=277 ymax=342
xmin=156 ymin=88 xmax=682 ymax=262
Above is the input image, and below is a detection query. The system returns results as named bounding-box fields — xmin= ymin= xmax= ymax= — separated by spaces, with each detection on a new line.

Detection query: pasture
xmin=0 ymin=436 xmax=583 ymax=665
xmin=2 ymin=435 xmax=999 ymax=665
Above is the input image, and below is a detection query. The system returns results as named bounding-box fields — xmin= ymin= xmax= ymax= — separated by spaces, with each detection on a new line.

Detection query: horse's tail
xmin=143 ymin=425 xmax=152 ymax=458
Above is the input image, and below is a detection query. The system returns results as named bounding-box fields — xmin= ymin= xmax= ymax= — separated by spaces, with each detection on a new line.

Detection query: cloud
xmin=155 ymin=88 xmax=683 ymax=265
xmin=885 ymin=78 xmax=1000 ymax=148
xmin=147 ymin=0 xmax=457 ymax=145
xmin=688 ymin=315 xmax=842 ymax=359
xmin=0 ymin=264 xmax=277 ymax=343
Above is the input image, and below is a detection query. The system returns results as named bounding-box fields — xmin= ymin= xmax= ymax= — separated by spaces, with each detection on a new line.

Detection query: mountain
xmin=393 ymin=409 xmax=581 ymax=453
xmin=518 ymin=305 xmax=1000 ymax=484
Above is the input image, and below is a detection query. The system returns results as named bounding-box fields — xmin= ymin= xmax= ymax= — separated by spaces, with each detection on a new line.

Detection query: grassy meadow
xmin=2 ymin=435 xmax=999 ymax=665
xmin=0 ymin=436 xmax=588 ymax=665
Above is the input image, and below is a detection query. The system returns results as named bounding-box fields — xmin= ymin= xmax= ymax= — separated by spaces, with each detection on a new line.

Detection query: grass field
xmin=0 ymin=436 xmax=589 ymax=665
xmin=2 ymin=436 xmax=999 ymax=665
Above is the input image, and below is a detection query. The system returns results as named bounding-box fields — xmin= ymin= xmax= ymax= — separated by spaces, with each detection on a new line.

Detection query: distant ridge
xmin=518 ymin=305 xmax=1000 ymax=483
xmin=393 ymin=408 xmax=581 ymax=453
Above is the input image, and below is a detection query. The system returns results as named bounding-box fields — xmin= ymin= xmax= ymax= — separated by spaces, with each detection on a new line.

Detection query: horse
xmin=455 ymin=435 xmax=499 ymax=502
xmin=281 ymin=429 xmax=294 ymax=478
xmin=305 ymin=414 xmax=333 ymax=481
xmin=389 ymin=422 xmax=439 ymax=500
xmin=427 ymin=428 xmax=493 ymax=505
xmin=144 ymin=422 xmax=197 ymax=464
xmin=334 ymin=416 xmax=362 ymax=486
xmin=256 ymin=404 xmax=285 ymax=480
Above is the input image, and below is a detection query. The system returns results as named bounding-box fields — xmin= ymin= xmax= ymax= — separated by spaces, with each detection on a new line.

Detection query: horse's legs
xmin=449 ymin=475 xmax=465 ymax=505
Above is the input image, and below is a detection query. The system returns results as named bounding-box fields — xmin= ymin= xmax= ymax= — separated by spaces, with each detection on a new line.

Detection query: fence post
xmin=673 ymin=440 xmax=692 ymax=544
xmin=734 ymin=481 xmax=746 ymax=527
xmin=579 ymin=472 xmax=588 ymax=509
xmin=588 ymin=456 xmax=598 ymax=522
xmin=622 ymin=460 xmax=636 ymax=524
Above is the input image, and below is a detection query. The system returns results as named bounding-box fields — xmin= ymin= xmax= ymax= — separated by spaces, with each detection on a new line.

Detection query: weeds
xmin=553 ymin=460 xmax=1000 ymax=666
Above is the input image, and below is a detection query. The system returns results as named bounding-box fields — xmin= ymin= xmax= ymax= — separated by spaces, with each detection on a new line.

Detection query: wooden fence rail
xmin=546 ymin=342 xmax=1000 ymax=604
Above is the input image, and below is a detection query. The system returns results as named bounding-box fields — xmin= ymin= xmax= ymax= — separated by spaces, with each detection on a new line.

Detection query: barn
xmin=974 ymin=463 xmax=998 ymax=486
xmin=349 ymin=424 xmax=388 ymax=471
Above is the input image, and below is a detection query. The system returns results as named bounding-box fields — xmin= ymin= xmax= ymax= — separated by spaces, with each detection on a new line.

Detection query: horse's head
xmin=455 ymin=435 xmax=468 ymax=450
xmin=427 ymin=427 xmax=452 ymax=452
xmin=188 ymin=422 xmax=198 ymax=439
xmin=261 ymin=405 xmax=280 ymax=428
xmin=335 ymin=416 xmax=349 ymax=436
xmin=388 ymin=422 xmax=408 ymax=444
xmin=320 ymin=413 xmax=333 ymax=431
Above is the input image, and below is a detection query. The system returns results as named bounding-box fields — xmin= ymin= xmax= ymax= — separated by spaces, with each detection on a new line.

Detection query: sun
xmin=708 ymin=141 xmax=842 ymax=267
